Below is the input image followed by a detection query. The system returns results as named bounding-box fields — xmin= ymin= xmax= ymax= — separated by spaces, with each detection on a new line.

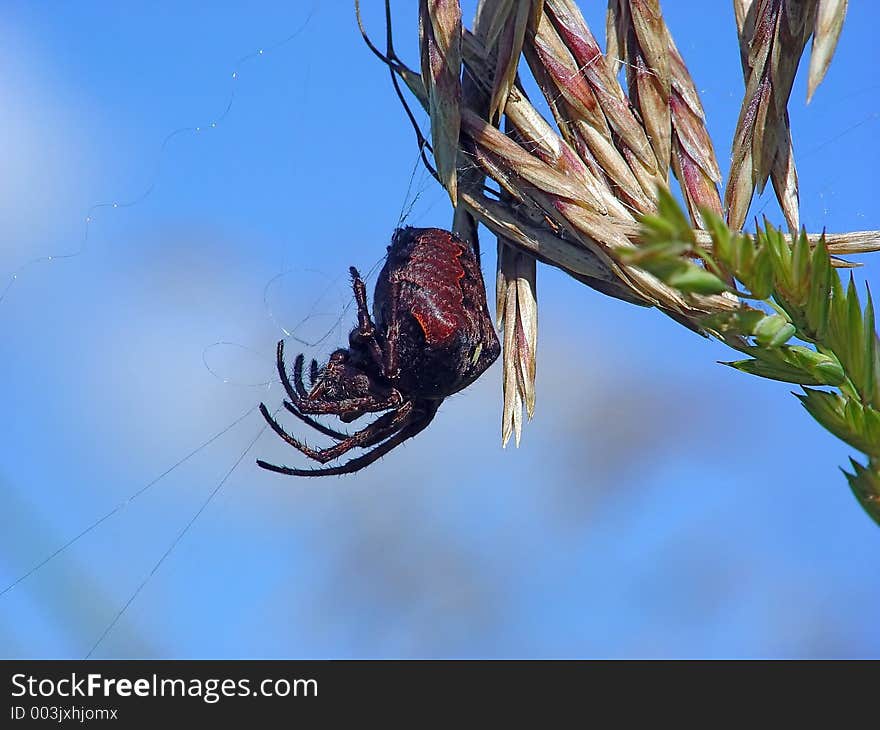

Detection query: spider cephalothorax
xmin=256 ymin=226 xmax=501 ymax=476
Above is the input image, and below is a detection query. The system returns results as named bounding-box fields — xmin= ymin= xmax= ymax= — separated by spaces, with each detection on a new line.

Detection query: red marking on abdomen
xmin=404 ymin=231 xmax=466 ymax=345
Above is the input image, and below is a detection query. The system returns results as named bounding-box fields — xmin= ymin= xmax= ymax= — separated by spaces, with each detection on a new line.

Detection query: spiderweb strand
xmin=85 ymin=416 xmax=270 ymax=658
xmin=0 ymin=406 xmax=258 ymax=600
xmin=0 ymin=4 xmax=318 ymax=309
xmin=262 ymin=267 xmax=353 ymax=345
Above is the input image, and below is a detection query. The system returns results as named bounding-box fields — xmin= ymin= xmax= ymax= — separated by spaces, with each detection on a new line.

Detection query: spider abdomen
xmin=375 ymin=227 xmax=500 ymax=399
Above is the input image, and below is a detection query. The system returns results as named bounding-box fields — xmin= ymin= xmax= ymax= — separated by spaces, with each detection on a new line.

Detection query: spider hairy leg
xmin=264 ymin=338 xmax=403 ymax=417
xmin=259 ymin=401 xmax=415 ymax=464
xmin=256 ymin=403 xmax=437 ymax=477
xmin=292 ymin=353 xmax=309 ymax=399
xmin=350 ymin=267 xmax=374 ymax=337
xmin=282 ymin=401 xmax=351 ymax=441
xmin=272 ymin=339 xmax=306 ymax=404
xmin=348 ymin=266 xmax=385 ymax=369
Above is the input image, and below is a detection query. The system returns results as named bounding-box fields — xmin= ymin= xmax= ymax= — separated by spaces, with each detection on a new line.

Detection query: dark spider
xmin=256 ymin=226 xmax=501 ymax=476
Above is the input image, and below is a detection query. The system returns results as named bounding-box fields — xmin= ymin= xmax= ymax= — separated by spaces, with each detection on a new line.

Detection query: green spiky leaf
xmin=666 ymin=266 xmax=728 ymax=295
xmin=725 ymin=358 xmax=825 ymax=385
xmin=806 ymin=237 xmax=832 ymax=338
xmin=637 ymin=199 xmax=879 ymax=525
xmin=703 ymin=308 xmax=769 ymax=338
xmin=748 ymin=245 xmax=775 ymax=300
xmin=797 ymin=389 xmax=880 ymax=457
xmin=754 ymin=314 xmax=795 ymax=348
xmin=844 ymin=458 xmax=880 ymax=525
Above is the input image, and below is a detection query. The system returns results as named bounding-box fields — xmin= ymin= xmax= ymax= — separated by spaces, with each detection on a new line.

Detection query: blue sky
xmin=0 ymin=1 xmax=878 ymax=658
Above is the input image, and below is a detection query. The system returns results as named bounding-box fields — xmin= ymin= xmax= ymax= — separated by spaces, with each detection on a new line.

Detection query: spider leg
xmin=291 ymin=391 xmax=402 ymax=417
xmin=259 ymin=401 xmax=413 ymax=464
xmin=292 ymin=352 xmax=309 ymax=398
xmin=274 ymin=340 xmax=307 ymax=404
xmin=257 ymin=402 xmax=438 ymax=477
xmin=309 ymin=359 xmax=319 ymax=387
xmin=275 ymin=341 xmax=350 ymax=408
xmin=379 ymin=271 xmax=404 ymax=379
xmin=282 ymin=400 xmax=351 ymax=441
xmin=350 ymin=267 xmax=373 ymax=334
xmin=349 ymin=267 xmax=385 ymax=369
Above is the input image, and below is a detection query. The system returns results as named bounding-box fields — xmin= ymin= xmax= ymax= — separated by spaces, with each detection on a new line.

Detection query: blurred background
xmin=1 ymin=1 xmax=878 ymax=658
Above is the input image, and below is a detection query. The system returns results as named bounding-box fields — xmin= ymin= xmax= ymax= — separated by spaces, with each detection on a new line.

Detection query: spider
xmin=256 ymin=226 xmax=501 ymax=476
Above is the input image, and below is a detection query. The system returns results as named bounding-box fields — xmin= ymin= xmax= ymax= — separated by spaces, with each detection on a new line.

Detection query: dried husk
xmin=807 ymin=0 xmax=848 ymax=102
xmin=419 ymin=0 xmax=463 ymax=203
xmin=727 ymin=0 xmax=818 ymax=231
